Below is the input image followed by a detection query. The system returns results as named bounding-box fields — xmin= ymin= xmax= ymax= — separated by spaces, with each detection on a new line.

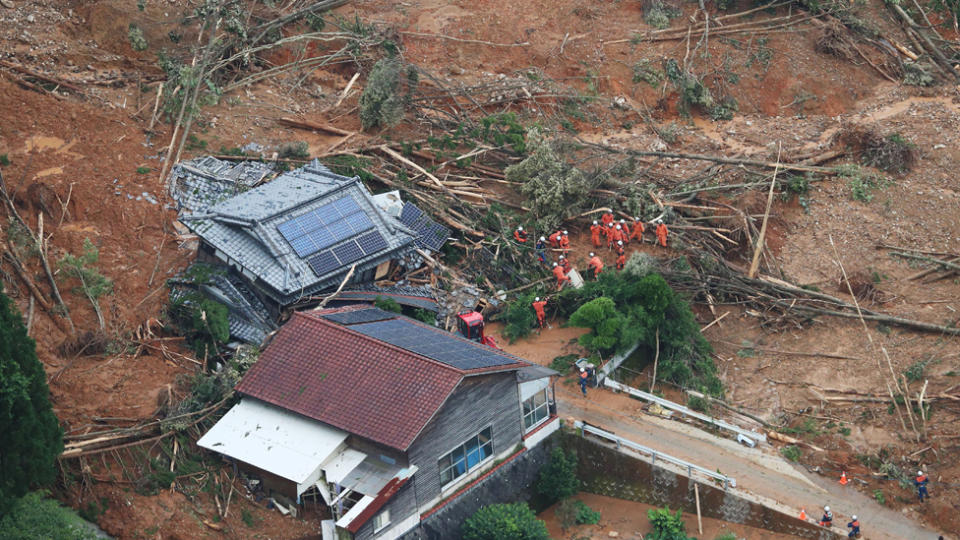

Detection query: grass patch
xmin=780 ymin=445 xmax=801 ymax=462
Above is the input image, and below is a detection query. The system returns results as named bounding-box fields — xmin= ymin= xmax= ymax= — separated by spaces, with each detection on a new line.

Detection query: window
xmin=522 ymin=389 xmax=549 ymax=431
xmin=373 ymin=509 xmax=390 ymax=532
xmin=438 ymin=427 xmax=493 ymax=487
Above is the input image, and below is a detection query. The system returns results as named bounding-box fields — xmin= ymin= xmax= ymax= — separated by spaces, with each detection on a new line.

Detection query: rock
xmin=608 ymin=532 xmax=619 ymax=538
xmin=26 ymin=14 xmax=35 ymax=22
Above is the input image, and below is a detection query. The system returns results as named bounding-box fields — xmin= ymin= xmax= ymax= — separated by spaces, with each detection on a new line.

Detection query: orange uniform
xmin=601 ymin=212 xmax=614 ymax=227
xmin=548 ymin=230 xmax=562 ymax=248
xmin=553 ymin=264 xmax=571 ymax=290
xmin=532 ymin=299 xmax=548 ymax=327
xmin=588 ymin=255 xmax=603 ymax=279
xmin=618 ymin=221 xmax=630 ymax=245
xmin=559 ymin=233 xmax=570 ymax=255
xmin=615 ymin=225 xmax=626 ymax=245
xmin=616 ymin=253 xmax=626 ymax=270
xmin=656 ymin=222 xmax=668 ymax=247
xmin=606 ymin=223 xmax=616 ymax=249
xmin=514 ymin=228 xmax=528 ymax=243
xmin=590 ymin=223 xmax=603 ymax=248
xmin=559 ymin=257 xmax=571 ymax=274
xmin=631 ymin=220 xmax=645 ymax=242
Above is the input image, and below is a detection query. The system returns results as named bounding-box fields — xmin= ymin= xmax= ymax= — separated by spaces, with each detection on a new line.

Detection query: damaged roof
xmin=176 ymin=158 xmax=447 ymax=306
xmin=235 ymin=306 xmax=529 ymax=451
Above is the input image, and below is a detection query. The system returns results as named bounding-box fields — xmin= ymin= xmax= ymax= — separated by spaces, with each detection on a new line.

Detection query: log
xmin=0 ymin=60 xmax=86 ymax=94
xmin=891 ymin=252 xmax=960 ymax=273
xmin=278 ymin=117 xmax=353 ymax=136
xmin=767 ymin=430 xmax=824 ymax=452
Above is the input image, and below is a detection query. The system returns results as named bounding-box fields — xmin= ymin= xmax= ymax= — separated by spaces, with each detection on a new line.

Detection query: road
xmin=554 ymin=385 xmax=942 ymax=540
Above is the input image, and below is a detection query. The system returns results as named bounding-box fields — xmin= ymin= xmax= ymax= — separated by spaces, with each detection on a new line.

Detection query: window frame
xmin=437 ymin=426 xmax=494 ymax=489
xmin=522 ymin=388 xmax=550 ymax=432
xmin=373 ymin=509 xmax=390 ymax=533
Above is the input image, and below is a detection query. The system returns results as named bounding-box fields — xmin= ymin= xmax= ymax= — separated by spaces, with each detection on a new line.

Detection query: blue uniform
xmin=915 ymin=474 xmax=929 ymax=501
xmin=847 ymin=519 xmax=860 ymax=538
xmin=535 ymin=239 xmax=547 ymax=264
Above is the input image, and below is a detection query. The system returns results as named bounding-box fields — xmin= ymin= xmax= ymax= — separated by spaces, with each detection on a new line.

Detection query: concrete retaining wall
xmin=568 ymin=434 xmax=841 ymax=539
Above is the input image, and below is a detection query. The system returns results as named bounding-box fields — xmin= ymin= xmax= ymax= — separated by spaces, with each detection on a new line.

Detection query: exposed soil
xmin=2 ymin=0 xmax=960 ymax=537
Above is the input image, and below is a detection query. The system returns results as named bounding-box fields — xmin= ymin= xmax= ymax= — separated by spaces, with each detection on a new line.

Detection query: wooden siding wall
xmin=354 ymin=479 xmax=419 ymax=540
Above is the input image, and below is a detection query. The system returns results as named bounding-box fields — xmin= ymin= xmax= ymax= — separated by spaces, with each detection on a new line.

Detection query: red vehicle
xmin=457 ymin=311 xmax=500 ymax=349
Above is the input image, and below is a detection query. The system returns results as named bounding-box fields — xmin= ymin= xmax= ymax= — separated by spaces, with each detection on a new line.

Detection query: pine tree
xmin=0 ymin=291 xmax=63 ymax=516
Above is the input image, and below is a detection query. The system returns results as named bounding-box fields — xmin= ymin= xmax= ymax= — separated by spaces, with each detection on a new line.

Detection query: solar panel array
xmin=348 ymin=318 xmax=516 ymax=371
xmin=277 ymin=197 xmax=374 ymax=258
xmin=322 ymin=307 xmax=398 ymax=326
xmin=305 ymin=230 xmax=389 ymax=277
xmin=399 ymin=203 xmax=449 ymax=251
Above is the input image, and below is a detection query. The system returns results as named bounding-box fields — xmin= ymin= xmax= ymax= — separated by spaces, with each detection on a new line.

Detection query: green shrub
xmin=0 ymin=492 xmax=97 ymax=539
xmin=902 ymin=61 xmax=934 ymax=86
xmin=647 ymin=507 xmax=694 ymax=540
xmin=569 ymin=297 xmax=625 ymax=352
xmin=128 ymin=24 xmax=148 ymax=51
xmin=58 ymin=238 xmax=113 ymax=329
xmin=278 ymin=141 xmax=309 ymax=160
xmin=462 ymin=502 xmax=550 ymax=540
xmin=836 ymin=164 xmax=890 ymax=202
xmin=714 ymin=533 xmax=738 ymax=540
xmin=862 ymin=133 xmax=917 ymax=174
xmin=359 ymin=57 xmax=419 ymax=130
xmin=502 ymin=292 xmax=538 ymax=342
xmin=136 ymin=166 xmax=151 ymax=174
xmin=536 ymin=447 xmax=578 ymax=503
xmin=873 ymin=489 xmax=886 ymax=505
xmin=687 ymin=395 xmax=711 ymax=414
xmin=780 ymin=445 xmax=801 ymax=462
xmin=549 ymin=354 xmax=579 ymax=373
xmin=0 ymin=154 xmax=10 ymax=166
xmin=633 ymin=60 xmax=664 ymax=86
xmin=574 ymin=500 xmax=601 ymax=524
xmin=374 ymin=296 xmax=403 ymax=313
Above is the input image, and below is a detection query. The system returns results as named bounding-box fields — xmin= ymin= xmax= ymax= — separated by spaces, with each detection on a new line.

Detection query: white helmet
xmin=563 ymin=230 xmax=568 ymax=235
xmin=593 ymin=220 xmax=598 ymax=225
xmin=918 ymin=471 xmax=924 ymax=476
xmin=824 ymin=506 xmax=830 ymax=512
xmin=540 ymin=236 xmax=546 ymax=241
xmin=580 ymin=367 xmax=585 ymax=372
xmin=535 ymin=297 xmax=540 ymax=302
xmin=620 ymin=219 xmax=626 ymax=223
xmin=657 ymin=218 xmax=663 ymax=223
xmin=616 ymin=224 xmax=622 ymax=229
xmin=589 ymin=252 xmax=595 ymax=257
xmin=517 ymin=226 xmax=523 ymax=231
xmin=635 ymin=216 xmax=641 ymax=221
xmin=553 ymin=262 xmax=558 ymax=267
xmin=617 ymin=240 xmax=623 ymax=245
xmin=559 ymin=255 xmax=565 ymax=260
xmin=851 ymin=515 xmax=857 ymax=520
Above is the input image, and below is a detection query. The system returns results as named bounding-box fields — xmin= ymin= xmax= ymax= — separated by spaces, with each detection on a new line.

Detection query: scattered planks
xmin=0 ymin=60 xmax=86 ymax=98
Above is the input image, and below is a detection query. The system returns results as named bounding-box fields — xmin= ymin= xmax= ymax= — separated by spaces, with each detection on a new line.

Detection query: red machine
xmin=457 ymin=311 xmax=500 ymax=349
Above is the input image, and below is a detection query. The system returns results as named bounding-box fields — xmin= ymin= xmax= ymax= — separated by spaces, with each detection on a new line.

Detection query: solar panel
xmin=333 ymin=241 xmax=364 ymax=266
xmin=349 ymin=318 xmax=516 ymax=370
xmin=277 ymin=196 xmax=373 ymax=259
xmin=356 ymin=231 xmax=388 ymax=255
xmin=288 ymin=235 xmax=318 ymax=258
xmin=322 ymin=307 xmax=398 ymax=325
xmin=398 ymin=202 xmax=449 ymax=251
xmin=344 ymin=212 xmax=374 ymax=234
xmin=307 ymin=250 xmax=339 ymax=276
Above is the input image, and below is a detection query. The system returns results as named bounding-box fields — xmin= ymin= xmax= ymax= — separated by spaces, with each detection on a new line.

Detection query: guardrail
xmin=603 ymin=379 xmax=767 ymax=445
xmin=575 ymin=421 xmax=736 ymax=490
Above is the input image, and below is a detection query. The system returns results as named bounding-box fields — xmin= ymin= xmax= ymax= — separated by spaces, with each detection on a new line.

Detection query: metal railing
xmin=603 ymin=378 xmax=767 ymax=445
xmin=575 ymin=421 xmax=736 ymax=490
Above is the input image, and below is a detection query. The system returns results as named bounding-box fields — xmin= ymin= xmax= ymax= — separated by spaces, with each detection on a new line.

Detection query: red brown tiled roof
xmin=236 ymin=311 xmax=511 ymax=451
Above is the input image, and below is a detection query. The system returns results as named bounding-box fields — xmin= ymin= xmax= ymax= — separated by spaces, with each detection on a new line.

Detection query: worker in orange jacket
xmin=618 ymin=220 xmax=630 ymax=245
xmin=559 ymin=230 xmax=570 ymax=255
xmin=587 ymin=252 xmax=603 ymax=280
xmin=552 ymin=262 xmax=571 ymax=290
xmin=558 ymin=255 xmax=571 ymax=274
xmin=548 ymin=230 xmax=562 ymax=248
xmin=616 ymin=251 xmax=626 ymax=271
xmin=606 ymin=222 xmax=616 ymax=250
xmin=590 ymin=220 xmax=603 ymax=248
xmin=655 ymin=219 xmax=669 ymax=247
xmin=532 ymin=296 xmax=548 ymax=329
xmin=514 ymin=226 xmax=528 ymax=243
xmin=615 ymin=224 xmax=626 ymax=246
xmin=601 ymin=211 xmax=614 ymax=227
xmin=631 ymin=217 xmax=645 ymax=243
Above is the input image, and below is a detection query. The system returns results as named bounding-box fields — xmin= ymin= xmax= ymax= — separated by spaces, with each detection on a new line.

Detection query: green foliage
xmin=780 ymin=445 xmax=802 ymax=462
xmin=663 ymin=59 xmax=714 ymax=115
xmin=128 ymin=23 xmax=148 ymax=51
xmin=77 ymin=497 xmax=108 ymax=523
xmin=785 ymin=173 xmax=812 ymax=195
xmin=58 ymin=238 xmax=112 ymax=328
xmin=714 ymin=533 xmax=738 ymax=540
xmin=904 ymin=357 xmax=933 ymax=382
xmin=462 ymin=502 xmax=550 ymax=540
xmin=0 ymin=154 xmax=9 ymax=166
xmin=0 ymin=293 xmax=64 ymax=516
xmin=644 ymin=1 xmax=678 ymax=29
xmin=373 ymin=296 xmax=403 ymax=313
xmin=708 ymin=97 xmax=738 ymax=121
xmin=687 ymin=395 xmax=711 ymax=414
xmin=633 ymin=59 xmax=664 ymax=86
xmin=746 ymin=37 xmax=774 ymax=71
xmin=873 ymin=489 xmax=886 ymax=505
xmin=323 ymin=154 xmax=375 ymax=183
xmin=136 ymin=166 xmax=151 ymax=174
xmin=506 ymin=130 xmax=600 ymax=230
xmin=835 ymin=164 xmax=890 ymax=202
xmin=646 ymin=507 xmax=694 ymax=540
xmin=574 ymin=500 xmax=601 ymax=524
xmin=188 ymin=299 xmax=229 ymax=358
xmin=0 ymin=492 xmax=97 ymax=539
xmin=502 ymin=292 xmax=538 ymax=342
xmin=241 ymin=508 xmax=256 ymax=527
xmin=278 ymin=141 xmax=309 ymax=160
xmin=536 ymin=447 xmax=578 ymax=503
xmin=902 ymin=61 xmax=934 ymax=86
xmin=549 ymin=354 xmax=579 ymax=373
xmin=476 ymin=113 xmax=527 ymax=154
xmin=862 ymin=133 xmax=917 ymax=174
xmin=359 ymin=57 xmax=419 ymax=130
xmin=186 ymin=134 xmax=208 ymax=151
xmin=557 ymin=498 xmax=601 ymax=529
xmin=782 ymin=418 xmax=820 ymax=437
xmin=412 ymin=308 xmax=436 ymax=325
xmin=559 ymin=272 xmax=721 ymax=395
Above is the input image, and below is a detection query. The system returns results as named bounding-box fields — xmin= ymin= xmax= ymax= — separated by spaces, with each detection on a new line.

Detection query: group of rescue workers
xmin=815 ymin=470 xmax=931 ymax=538
xmin=512 ymin=211 xmax=671 ymax=293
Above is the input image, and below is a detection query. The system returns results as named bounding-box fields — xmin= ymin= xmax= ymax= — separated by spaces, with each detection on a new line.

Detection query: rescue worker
xmin=606 ymin=222 xmax=616 ymax=250
xmin=915 ymin=470 xmax=929 ymax=502
xmin=553 ymin=262 xmax=571 ymax=290
xmin=549 ymin=230 xmax=562 ymax=249
xmin=535 ymin=236 xmax=547 ymax=265
xmin=532 ymin=297 xmax=548 ymax=329
xmin=601 ymin=211 xmax=614 ymax=228
xmin=619 ymin=219 xmax=629 ymax=245
xmin=615 ymin=240 xmax=625 ymax=257
xmin=590 ymin=220 xmax=603 ymax=248
xmin=558 ymin=254 xmax=571 ymax=274
xmin=819 ymin=506 xmax=833 ymax=527
xmin=631 ymin=216 xmax=645 ymax=243
xmin=846 ymin=515 xmax=860 ymax=538
xmin=579 ymin=367 xmax=589 ymax=396
xmin=616 ymin=251 xmax=626 ymax=271
xmin=514 ymin=225 xmax=528 ymax=243
xmin=655 ymin=219 xmax=669 ymax=248
xmin=615 ymin=224 xmax=625 ymax=246
xmin=559 ymin=230 xmax=570 ymax=256
xmin=587 ymin=252 xmax=603 ymax=280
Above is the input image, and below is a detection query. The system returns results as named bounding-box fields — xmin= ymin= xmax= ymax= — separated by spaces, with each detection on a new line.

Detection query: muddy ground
xmin=1 ymin=0 xmax=959 ymax=537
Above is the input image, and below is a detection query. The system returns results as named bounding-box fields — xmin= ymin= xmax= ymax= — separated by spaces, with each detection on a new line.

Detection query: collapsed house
xmin=198 ymin=305 xmax=559 ymax=539
xmin=169 ymin=157 xmax=449 ymax=343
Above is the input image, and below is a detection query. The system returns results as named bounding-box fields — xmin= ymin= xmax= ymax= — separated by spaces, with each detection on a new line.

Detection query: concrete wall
xmin=398 ymin=435 xmax=559 ymax=540
xmin=568 ymin=434 xmax=841 ymax=540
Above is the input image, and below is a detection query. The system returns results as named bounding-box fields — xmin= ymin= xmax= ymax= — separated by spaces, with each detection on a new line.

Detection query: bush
xmin=502 ymin=292 xmax=538 ymax=342
xmin=862 ymin=133 xmax=917 ymax=174
xmin=549 ymin=354 xmax=579 ymax=373
xmin=574 ymin=500 xmax=601 ymax=524
xmin=462 ymin=503 xmax=550 ymax=540
xmin=632 ymin=60 xmax=664 ymax=86
xmin=647 ymin=507 xmax=694 ymax=540
xmin=278 ymin=141 xmax=309 ymax=160
xmin=835 ymin=164 xmax=890 ymax=202
xmin=58 ymin=238 xmax=113 ymax=329
xmin=128 ymin=23 xmax=148 ymax=51
xmin=0 ymin=492 xmax=97 ymax=539
xmin=359 ymin=57 xmax=419 ymax=130
xmin=536 ymin=447 xmax=578 ymax=503
xmin=780 ymin=445 xmax=801 ymax=462
xmin=374 ymin=296 xmax=402 ymax=313
xmin=0 ymin=292 xmax=64 ymax=516
xmin=714 ymin=533 xmax=738 ymax=540
xmin=902 ymin=61 xmax=934 ymax=86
